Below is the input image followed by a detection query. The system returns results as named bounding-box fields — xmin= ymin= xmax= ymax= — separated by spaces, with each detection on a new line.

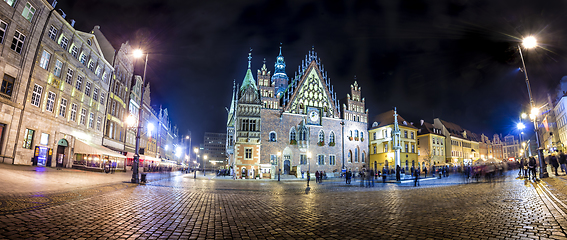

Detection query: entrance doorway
xmin=284 ymin=159 xmax=290 ymax=174
xmin=56 ymin=139 xmax=68 ymax=168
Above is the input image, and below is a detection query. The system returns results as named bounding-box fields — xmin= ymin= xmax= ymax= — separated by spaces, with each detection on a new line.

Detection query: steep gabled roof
xmin=417 ymin=121 xmax=443 ymax=136
xmin=91 ymin=26 xmax=116 ymax=65
xmin=371 ymin=110 xmax=416 ymax=129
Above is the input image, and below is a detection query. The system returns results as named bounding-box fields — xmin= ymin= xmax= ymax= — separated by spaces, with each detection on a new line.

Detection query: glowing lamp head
xmin=307 ymin=152 xmax=311 ymax=158
xmin=517 ymin=122 xmax=525 ymax=130
xmin=126 ymin=115 xmax=136 ymax=126
xmin=277 ymin=151 xmax=281 ymax=156
xmin=204 ymin=155 xmax=208 ymax=160
xmin=133 ymin=49 xmax=144 ymax=58
xmin=521 ymin=113 xmax=528 ymax=119
xmin=147 ymin=123 xmax=154 ymax=133
xmin=164 ymin=145 xmax=169 ymax=151
xmin=522 ymin=36 xmax=537 ymax=49
xmin=194 ymin=147 xmax=199 ymax=153
xmin=185 ymin=136 xmax=190 ymax=139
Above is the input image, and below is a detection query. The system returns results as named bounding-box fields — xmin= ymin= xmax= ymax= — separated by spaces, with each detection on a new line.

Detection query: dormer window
xmin=87 ymin=39 xmax=91 ymax=46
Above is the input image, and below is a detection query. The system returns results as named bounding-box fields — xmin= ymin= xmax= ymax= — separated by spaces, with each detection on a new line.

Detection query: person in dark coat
xmin=382 ymin=167 xmax=388 ymax=183
xmin=414 ymin=168 xmax=420 ymax=186
xmin=395 ymin=165 xmax=401 ymax=181
xmin=559 ymin=150 xmax=567 ymax=175
xmin=315 ymin=171 xmax=320 ymax=183
xmin=550 ymin=152 xmax=559 ymax=176
xmin=528 ymin=157 xmax=537 ymax=180
xmin=423 ymin=166 xmax=428 ymax=178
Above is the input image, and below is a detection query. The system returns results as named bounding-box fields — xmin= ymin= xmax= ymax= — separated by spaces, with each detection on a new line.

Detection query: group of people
xmin=546 ymin=150 xmax=567 ymax=176
xmin=314 ymin=171 xmax=327 ymax=183
xmin=517 ymin=156 xmax=539 ymax=180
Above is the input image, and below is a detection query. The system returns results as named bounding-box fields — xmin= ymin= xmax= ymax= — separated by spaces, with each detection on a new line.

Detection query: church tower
xmin=233 ymin=51 xmax=262 ymax=179
xmin=272 ymin=46 xmax=289 ymax=99
xmin=258 ymin=59 xmax=278 ymax=109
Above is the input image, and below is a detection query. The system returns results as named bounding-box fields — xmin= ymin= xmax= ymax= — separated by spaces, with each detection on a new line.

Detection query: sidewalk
xmin=0 ymin=163 xmax=181 ymax=195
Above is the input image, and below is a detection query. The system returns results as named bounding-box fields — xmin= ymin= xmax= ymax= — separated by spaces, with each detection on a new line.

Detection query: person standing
xmin=423 ymin=166 xmax=428 ymax=178
xmin=550 ymin=152 xmax=559 ymax=176
xmin=382 ymin=167 xmax=388 ymax=183
xmin=414 ymin=168 xmax=420 ymax=187
xmin=395 ymin=165 xmax=401 ymax=182
xmin=518 ymin=158 xmax=525 ymax=178
xmin=528 ymin=157 xmax=537 ymax=180
xmin=559 ymin=150 xmax=567 ymax=175
xmin=307 ymin=171 xmax=311 ymax=187
xmin=315 ymin=171 xmax=320 ymax=183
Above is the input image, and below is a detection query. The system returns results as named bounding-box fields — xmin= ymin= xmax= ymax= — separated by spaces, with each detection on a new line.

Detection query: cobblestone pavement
xmin=0 ymin=171 xmax=566 ymax=239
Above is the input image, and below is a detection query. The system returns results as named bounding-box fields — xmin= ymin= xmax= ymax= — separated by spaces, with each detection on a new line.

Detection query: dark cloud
xmin=58 ymin=0 xmax=567 ymax=144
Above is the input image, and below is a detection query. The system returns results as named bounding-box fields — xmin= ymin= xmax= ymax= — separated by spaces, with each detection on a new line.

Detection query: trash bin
xmin=141 ymin=173 xmax=147 ymax=183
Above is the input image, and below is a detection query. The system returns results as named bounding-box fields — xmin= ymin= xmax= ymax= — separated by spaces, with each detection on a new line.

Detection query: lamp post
xmin=518 ymin=36 xmax=547 ymax=178
xmin=194 ymin=148 xmax=199 ymax=179
xmin=277 ymin=151 xmax=281 ymax=181
xmin=307 ymin=152 xmax=312 ymax=187
xmin=131 ymin=49 xmax=149 ymax=183
xmin=204 ymin=155 xmax=208 ymax=176
xmin=517 ymin=121 xmax=526 ymax=159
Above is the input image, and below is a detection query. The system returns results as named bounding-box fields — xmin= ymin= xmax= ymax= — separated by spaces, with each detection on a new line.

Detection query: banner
xmin=543 ymin=116 xmax=549 ymax=132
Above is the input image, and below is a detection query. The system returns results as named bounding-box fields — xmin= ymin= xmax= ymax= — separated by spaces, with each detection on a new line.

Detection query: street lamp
xmin=277 ymin=151 xmax=281 ymax=181
xmin=518 ymin=36 xmax=547 ymax=178
xmin=131 ymin=49 xmax=149 ymax=184
xmin=307 ymin=152 xmax=312 ymax=187
xmin=194 ymin=148 xmax=199 ymax=179
xmin=204 ymin=155 xmax=208 ymax=176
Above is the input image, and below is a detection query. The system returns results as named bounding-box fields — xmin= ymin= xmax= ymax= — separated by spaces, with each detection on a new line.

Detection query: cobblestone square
xmin=0 ymin=170 xmax=567 ymax=239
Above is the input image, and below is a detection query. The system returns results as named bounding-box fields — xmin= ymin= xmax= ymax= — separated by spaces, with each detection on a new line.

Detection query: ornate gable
xmin=282 ymin=50 xmax=339 ymax=118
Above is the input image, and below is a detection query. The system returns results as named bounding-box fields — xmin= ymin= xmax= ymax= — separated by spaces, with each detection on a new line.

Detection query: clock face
xmin=309 ymin=110 xmax=319 ymax=122
xmin=307 ymin=107 xmax=320 ymax=125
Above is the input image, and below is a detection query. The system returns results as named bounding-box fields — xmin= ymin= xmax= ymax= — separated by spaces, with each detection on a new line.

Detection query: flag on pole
xmin=543 ymin=116 xmax=549 ymax=132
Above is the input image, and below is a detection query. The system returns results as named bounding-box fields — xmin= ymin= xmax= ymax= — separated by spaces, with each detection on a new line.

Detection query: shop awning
xmin=125 ymin=152 xmax=161 ymax=162
xmin=74 ymin=139 xmax=126 ymax=158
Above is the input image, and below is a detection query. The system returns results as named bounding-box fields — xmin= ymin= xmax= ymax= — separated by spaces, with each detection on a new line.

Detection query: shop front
xmin=72 ymin=139 xmax=126 ymax=171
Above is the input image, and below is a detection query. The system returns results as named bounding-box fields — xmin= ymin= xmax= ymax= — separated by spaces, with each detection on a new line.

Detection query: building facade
xmin=202 ymin=132 xmax=227 ymax=169
xmin=227 ymin=48 xmax=368 ymax=179
xmin=416 ymin=120 xmax=446 ymax=169
xmin=368 ymin=109 xmax=418 ymax=172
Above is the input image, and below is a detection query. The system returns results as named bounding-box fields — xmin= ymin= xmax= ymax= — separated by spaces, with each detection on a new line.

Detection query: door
xmin=284 ymin=160 xmax=290 ymax=174
xmin=57 ymin=145 xmax=66 ymax=168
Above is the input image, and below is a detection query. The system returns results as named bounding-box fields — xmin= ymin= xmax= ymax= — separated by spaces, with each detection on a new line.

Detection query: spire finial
xmin=248 ymin=48 xmax=252 ymax=69
xmin=263 ymin=58 xmax=266 ymax=64
xmin=279 ymin=43 xmax=282 ymax=55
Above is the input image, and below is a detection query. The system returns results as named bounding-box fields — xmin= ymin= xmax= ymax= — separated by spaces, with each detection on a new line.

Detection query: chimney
xmin=70 ymin=19 xmax=75 ymax=27
xmin=420 ymin=119 xmax=424 ymax=126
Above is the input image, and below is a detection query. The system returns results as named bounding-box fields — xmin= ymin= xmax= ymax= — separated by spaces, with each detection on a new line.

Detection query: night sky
xmin=57 ymin=0 xmax=567 ymax=146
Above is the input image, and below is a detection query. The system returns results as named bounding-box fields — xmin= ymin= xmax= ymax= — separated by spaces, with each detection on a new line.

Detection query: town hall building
xmin=226 ymin=47 xmax=368 ymax=179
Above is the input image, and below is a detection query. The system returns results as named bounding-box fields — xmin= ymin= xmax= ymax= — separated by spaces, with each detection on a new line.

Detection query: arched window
xmin=318 ymin=130 xmax=324 ymax=143
xmin=348 ymin=150 xmax=352 ymax=163
xmin=362 ymin=151 xmax=366 ymax=163
xmin=269 ymin=132 xmax=276 ymax=142
xmin=350 ymin=130 xmax=353 ymax=137
xmin=329 ymin=131 xmax=335 ymax=144
xmin=355 ymin=147 xmax=359 ymax=163
xmin=361 ymin=132 xmax=364 ymax=141
xmin=290 ymin=128 xmax=296 ymax=143
xmin=355 ymin=130 xmax=359 ymax=138
xmin=299 ymin=129 xmax=307 ymax=141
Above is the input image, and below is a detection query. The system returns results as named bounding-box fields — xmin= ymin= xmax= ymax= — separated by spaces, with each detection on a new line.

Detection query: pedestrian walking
xmin=423 ymin=166 xmax=428 ymax=178
xmin=414 ymin=168 xmax=420 ymax=187
xmin=307 ymin=171 xmax=311 ymax=187
xmin=382 ymin=167 xmax=388 ymax=183
xmin=550 ymin=152 xmax=559 ymax=176
xmin=559 ymin=150 xmax=567 ymax=175
xmin=518 ymin=158 xmax=525 ymax=178
xmin=370 ymin=169 xmax=375 ymax=187
xmin=396 ymin=165 xmax=401 ymax=181
xmin=528 ymin=157 xmax=537 ymax=180
xmin=360 ymin=170 xmax=365 ymax=187
xmin=315 ymin=171 xmax=320 ymax=183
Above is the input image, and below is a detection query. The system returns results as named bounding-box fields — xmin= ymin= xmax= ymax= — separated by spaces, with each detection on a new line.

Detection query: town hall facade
xmin=227 ymin=47 xmax=368 ymax=179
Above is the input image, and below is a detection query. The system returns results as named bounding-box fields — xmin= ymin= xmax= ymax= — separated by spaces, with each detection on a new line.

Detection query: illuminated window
xmin=23 ymin=129 xmax=34 ymax=149
xmin=93 ymin=88 xmax=99 ymax=101
xmin=53 ymin=60 xmax=62 ymax=77
xmin=84 ymin=82 xmax=91 ymax=96
xmin=22 ymin=2 xmax=36 ymax=22
xmin=79 ymin=54 xmax=87 ymax=65
xmin=3 ymin=0 xmax=15 ymax=7
xmin=39 ymin=50 xmax=50 ymax=69
xmin=88 ymin=112 xmax=94 ymax=128
xmin=100 ymin=93 xmax=105 ymax=105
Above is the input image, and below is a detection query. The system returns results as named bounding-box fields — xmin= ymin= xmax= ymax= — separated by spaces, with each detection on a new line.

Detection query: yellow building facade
xmin=416 ymin=121 xmax=446 ymax=169
xmin=369 ymin=110 xmax=418 ymax=173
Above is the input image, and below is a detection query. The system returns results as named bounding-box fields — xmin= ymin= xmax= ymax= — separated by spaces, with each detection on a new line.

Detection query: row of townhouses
xmin=225 ymin=47 xmax=527 ymax=179
xmin=0 ymin=0 xmax=181 ymax=170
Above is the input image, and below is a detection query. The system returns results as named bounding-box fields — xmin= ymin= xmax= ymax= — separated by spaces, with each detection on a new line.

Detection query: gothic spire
xmin=240 ymin=50 xmax=257 ymax=93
